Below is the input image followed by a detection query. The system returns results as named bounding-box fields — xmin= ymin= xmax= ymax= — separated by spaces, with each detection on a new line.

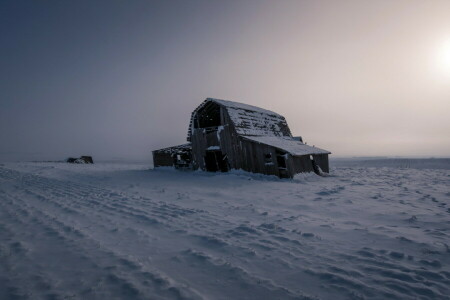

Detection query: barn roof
xmin=153 ymin=143 xmax=191 ymax=154
xmin=243 ymin=136 xmax=331 ymax=156
xmin=188 ymin=98 xmax=291 ymax=141
xmin=187 ymin=98 xmax=331 ymax=156
xmin=211 ymin=98 xmax=282 ymax=117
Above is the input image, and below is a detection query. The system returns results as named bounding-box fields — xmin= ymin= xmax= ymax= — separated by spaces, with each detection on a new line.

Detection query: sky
xmin=1 ymin=0 xmax=449 ymax=161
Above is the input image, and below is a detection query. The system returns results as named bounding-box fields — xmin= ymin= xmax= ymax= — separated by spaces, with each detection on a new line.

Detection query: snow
xmin=0 ymin=159 xmax=449 ymax=299
xmin=206 ymin=146 xmax=221 ymax=150
xmin=208 ymin=98 xmax=283 ymax=118
xmin=244 ymin=135 xmax=331 ymax=155
xmin=216 ymin=125 xmax=224 ymax=142
xmin=225 ymin=106 xmax=290 ymax=137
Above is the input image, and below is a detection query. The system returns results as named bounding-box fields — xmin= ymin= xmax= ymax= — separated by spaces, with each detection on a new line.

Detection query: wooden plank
xmin=313 ymin=154 xmax=329 ymax=173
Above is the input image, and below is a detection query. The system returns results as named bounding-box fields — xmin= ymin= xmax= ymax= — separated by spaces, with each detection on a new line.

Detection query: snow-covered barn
xmin=153 ymin=98 xmax=331 ymax=178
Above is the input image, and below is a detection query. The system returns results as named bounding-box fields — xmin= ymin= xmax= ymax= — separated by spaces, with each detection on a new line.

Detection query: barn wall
xmin=291 ymin=155 xmax=314 ymax=175
xmin=313 ymin=154 xmax=329 ymax=173
xmin=191 ymin=106 xmax=283 ymax=176
xmin=152 ymin=152 xmax=173 ymax=167
xmin=236 ymin=138 xmax=282 ymax=177
xmin=190 ymin=102 xmax=329 ymax=177
xmin=205 ymin=131 xmax=220 ymax=147
xmin=191 ymin=129 xmax=206 ymax=170
xmin=191 ymin=104 xmax=239 ymax=171
xmin=236 ymin=141 xmax=330 ymax=178
xmin=221 ymin=109 xmax=283 ymax=177
xmin=191 ymin=128 xmax=229 ymax=170
xmin=220 ymin=111 xmax=243 ymax=170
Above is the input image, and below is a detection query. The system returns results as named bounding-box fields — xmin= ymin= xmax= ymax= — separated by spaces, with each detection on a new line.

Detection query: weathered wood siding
xmin=191 ymin=104 xmax=240 ymax=171
xmin=190 ymin=102 xmax=329 ymax=177
xmin=191 ymin=106 xmax=274 ymax=174
xmin=236 ymin=141 xmax=330 ymax=178
xmin=152 ymin=152 xmax=173 ymax=167
xmin=237 ymin=138 xmax=280 ymax=176
xmin=219 ymin=110 xmax=243 ymax=170
xmin=313 ymin=154 xmax=329 ymax=173
xmin=291 ymin=155 xmax=315 ymax=175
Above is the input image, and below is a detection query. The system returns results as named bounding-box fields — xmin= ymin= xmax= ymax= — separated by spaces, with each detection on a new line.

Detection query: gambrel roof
xmin=187 ymin=98 xmax=291 ymax=141
xmin=187 ymin=98 xmax=330 ymax=156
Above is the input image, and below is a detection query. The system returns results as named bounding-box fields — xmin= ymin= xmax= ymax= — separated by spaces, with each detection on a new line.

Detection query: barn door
xmin=310 ymin=155 xmax=321 ymax=175
xmin=276 ymin=151 xmax=289 ymax=178
xmin=205 ymin=150 xmax=229 ymax=172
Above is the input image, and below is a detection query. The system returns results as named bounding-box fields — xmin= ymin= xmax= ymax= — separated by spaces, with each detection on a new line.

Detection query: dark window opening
xmin=310 ymin=155 xmax=320 ymax=175
xmin=194 ymin=103 xmax=221 ymax=129
xmin=204 ymin=151 xmax=229 ymax=172
xmin=264 ymin=153 xmax=273 ymax=165
xmin=172 ymin=152 xmax=191 ymax=169
xmin=276 ymin=151 xmax=287 ymax=169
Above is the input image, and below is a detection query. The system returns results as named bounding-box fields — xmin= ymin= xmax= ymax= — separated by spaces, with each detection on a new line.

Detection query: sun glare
xmin=436 ymin=39 xmax=450 ymax=76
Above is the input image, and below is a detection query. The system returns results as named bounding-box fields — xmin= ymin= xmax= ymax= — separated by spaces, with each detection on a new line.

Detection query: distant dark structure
xmin=153 ymin=98 xmax=330 ymax=178
xmin=66 ymin=156 xmax=94 ymax=164
xmin=152 ymin=144 xmax=192 ymax=169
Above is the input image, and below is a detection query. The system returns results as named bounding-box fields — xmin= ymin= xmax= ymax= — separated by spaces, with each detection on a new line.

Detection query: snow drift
xmin=0 ymin=159 xmax=449 ymax=299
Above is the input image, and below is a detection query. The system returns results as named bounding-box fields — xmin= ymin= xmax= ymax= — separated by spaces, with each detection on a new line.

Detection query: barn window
xmin=276 ymin=151 xmax=287 ymax=169
xmin=264 ymin=153 xmax=273 ymax=165
xmin=173 ymin=152 xmax=191 ymax=169
xmin=204 ymin=150 xmax=229 ymax=172
xmin=194 ymin=102 xmax=222 ymax=129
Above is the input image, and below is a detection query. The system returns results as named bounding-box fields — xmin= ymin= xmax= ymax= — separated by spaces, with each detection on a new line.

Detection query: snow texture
xmin=0 ymin=159 xmax=449 ymax=300
xmin=209 ymin=98 xmax=283 ymax=118
xmin=243 ymin=136 xmax=331 ymax=156
xmin=212 ymin=97 xmax=291 ymax=137
xmin=206 ymin=146 xmax=221 ymax=150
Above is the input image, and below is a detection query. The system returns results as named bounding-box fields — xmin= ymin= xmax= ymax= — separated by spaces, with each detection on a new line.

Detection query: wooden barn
xmin=153 ymin=98 xmax=331 ymax=178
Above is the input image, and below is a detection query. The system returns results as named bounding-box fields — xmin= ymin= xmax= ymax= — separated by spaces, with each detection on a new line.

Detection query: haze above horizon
xmin=1 ymin=0 xmax=449 ymax=161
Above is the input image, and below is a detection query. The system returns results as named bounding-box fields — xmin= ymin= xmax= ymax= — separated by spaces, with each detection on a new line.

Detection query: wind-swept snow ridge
xmin=0 ymin=160 xmax=449 ymax=299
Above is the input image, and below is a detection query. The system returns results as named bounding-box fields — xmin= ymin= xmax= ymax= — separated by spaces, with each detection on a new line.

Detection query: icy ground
xmin=0 ymin=159 xmax=449 ymax=300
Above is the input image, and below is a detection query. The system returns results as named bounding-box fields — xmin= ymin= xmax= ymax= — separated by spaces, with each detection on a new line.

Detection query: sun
xmin=436 ymin=39 xmax=450 ymax=75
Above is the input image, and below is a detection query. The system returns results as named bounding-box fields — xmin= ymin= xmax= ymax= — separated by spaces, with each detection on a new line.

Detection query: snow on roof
xmin=243 ymin=136 xmax=331 ymax=156
xmin=153 ymin=143 xmax=191 ymax=154
xmin=208 ymin=98 xmax=282 ymax=117
xmin=188 ymin=98 xmax=291 ymax=140
xmin=225 ymin=105 xmax=292 ymax=137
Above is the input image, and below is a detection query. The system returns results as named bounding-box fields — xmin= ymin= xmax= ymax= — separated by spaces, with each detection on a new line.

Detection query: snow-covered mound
xmin=331 ymin=157 xmax=450 ymax=170
xmin=0 ymin=159 xmax=449 ymax=299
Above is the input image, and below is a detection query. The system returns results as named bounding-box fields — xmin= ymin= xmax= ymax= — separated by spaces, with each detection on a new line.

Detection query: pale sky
xmin=1 ymin=0 xmax=449 ymax=161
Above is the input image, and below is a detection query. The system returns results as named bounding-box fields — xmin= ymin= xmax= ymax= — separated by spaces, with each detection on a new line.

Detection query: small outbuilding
xmin=66 ymin=156 xmax=94 ymax=164
xmin=152 ymin=143 xmax=192 ymax=169
xmin=153 ymin=98 xmax=331 ymax=178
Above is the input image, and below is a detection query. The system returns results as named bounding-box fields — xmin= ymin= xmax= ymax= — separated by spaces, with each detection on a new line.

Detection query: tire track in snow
xmin=1 ymin=166 xmax=449 ymax=299
xmin=0 ymin=167 xmax=313 ymax=299
xmin=0 ymin=170 xmax=204 ymax=300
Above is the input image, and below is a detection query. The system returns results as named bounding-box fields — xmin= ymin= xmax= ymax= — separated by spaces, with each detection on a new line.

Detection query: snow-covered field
xmin=0 ymin=159 xmax=449 ymax=300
